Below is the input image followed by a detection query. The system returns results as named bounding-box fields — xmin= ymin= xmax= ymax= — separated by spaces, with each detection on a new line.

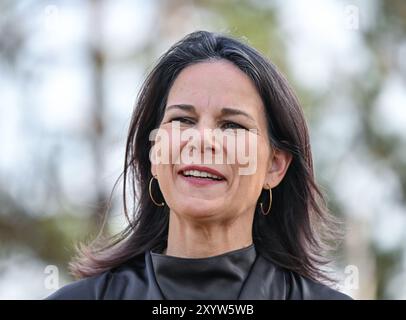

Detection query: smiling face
xmin=151 ymin=60 xmax=290 ymax=222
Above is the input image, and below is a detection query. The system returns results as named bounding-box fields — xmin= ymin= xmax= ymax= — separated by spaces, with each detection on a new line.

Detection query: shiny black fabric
xmin=150 ymin=244 xmax=257 ymax=299
xmin=46 ymin=246 xmax=352 ymax=300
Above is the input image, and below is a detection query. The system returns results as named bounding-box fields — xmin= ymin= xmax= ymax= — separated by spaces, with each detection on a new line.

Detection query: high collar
xmin=150 ymin=244 xmax=257 ymax=300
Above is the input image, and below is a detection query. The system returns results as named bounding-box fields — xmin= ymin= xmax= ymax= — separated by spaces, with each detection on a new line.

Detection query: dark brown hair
xmin=69 ymin=31 xmax=341 ymax=283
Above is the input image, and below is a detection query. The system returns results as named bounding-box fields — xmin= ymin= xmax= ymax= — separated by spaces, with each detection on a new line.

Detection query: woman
xmin=47 ymin=31 xmax=351 ymax=300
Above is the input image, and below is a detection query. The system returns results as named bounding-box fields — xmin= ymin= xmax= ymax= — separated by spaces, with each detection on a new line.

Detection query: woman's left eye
xmin=221 ymin=121 xmax=247 ymax=130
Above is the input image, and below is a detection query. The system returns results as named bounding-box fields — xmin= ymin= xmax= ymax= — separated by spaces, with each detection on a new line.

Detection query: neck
xmin=164 ymin=210 xmax=254 ymax=258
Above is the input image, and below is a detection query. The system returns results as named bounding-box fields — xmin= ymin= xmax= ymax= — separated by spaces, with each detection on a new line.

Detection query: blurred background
xmin=0 ymin=0 xmax=405 ymax=299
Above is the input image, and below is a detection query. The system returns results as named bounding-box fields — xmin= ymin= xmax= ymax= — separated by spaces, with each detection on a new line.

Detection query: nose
xmin=182 ymin=120 xmax=221 ymax=161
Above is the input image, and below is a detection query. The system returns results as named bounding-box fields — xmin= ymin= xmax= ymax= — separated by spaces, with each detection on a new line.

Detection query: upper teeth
xmin=183 ymin=170 xmax=222 ymax=180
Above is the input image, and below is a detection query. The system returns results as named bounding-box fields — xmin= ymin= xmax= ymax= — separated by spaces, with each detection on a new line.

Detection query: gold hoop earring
xmin=149 ymin=175 xmax=165 ymax=207
xmin=260 ymin=187 xmax=272 ymax=215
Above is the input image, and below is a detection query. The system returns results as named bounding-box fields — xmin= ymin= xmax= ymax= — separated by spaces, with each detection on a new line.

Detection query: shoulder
xmin=257 ymin=255 xmax=352 ymax=300
xmin=285 ymin=269 xmax=353 ymax=300
xmin=45 ymin=271 xmax=112 ymax=300
xmin=45 ymin=254 xmax=146 ymax=300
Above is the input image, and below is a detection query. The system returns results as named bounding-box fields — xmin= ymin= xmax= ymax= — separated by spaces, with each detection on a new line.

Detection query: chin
xmin=173 ymin=201 xmax=223 ymax=220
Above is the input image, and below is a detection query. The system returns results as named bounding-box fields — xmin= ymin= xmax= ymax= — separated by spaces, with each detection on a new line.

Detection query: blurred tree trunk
xmin=87 ymin=0 xmax=108 ymax=236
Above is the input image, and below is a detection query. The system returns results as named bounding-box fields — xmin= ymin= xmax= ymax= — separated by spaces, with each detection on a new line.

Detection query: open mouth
xmin=180 ymin=170 xmax=225 ymax=181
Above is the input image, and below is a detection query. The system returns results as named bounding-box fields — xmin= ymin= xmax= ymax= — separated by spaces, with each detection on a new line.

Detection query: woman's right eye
xmin=170 ymin=117 xmax=195 ymax=125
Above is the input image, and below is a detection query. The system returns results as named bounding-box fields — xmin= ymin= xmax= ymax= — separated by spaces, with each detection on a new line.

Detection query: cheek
xmin=152 ymin=125 xmax=183 ymax=166
xmin=255 ymin=137 xmax=271 ymax=179
xmin=229 ymin=131 xmax=262 ymax=177
xmin=150 ymin=127 xmax=179 ymax=193
xmin=232 ymin=134 xmax=269 ymax=189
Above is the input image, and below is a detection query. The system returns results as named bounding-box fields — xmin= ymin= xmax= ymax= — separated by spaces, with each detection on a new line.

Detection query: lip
xmin=177 ymin=165 xmax=226 ymax=187
xmin=178 ymin=165 xmax=226 ymax=180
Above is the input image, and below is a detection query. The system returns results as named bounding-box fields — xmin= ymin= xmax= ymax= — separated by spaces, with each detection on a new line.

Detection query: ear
xmin=264 ymin=148 xmax=292 ymax=189
xmin=151 ymin=163 xmax=157 ymax=177
xmin=150 ymin=141 xmax=157 ymax=177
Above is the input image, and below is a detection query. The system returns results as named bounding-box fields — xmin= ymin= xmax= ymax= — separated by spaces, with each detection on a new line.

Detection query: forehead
xmin=166 ymin=60 xmax=264 ymax=115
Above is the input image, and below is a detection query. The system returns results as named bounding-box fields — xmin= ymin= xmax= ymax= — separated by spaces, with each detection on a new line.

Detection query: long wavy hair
xmin=69 ymin=30 xmax=341 ymax=284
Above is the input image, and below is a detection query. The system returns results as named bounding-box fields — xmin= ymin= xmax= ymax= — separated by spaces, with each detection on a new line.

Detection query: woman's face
xmin=151 ymin=60 xmax=289 ymax=222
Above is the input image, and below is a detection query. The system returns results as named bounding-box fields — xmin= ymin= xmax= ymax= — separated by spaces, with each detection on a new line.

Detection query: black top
xmin=150 ymin=244 xmax=257 ymax=299
xmin=46 ymin=245 xmax=352 ymax=300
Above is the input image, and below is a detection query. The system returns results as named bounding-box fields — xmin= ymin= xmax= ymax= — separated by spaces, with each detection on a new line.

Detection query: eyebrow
xmin=165 ymin=104 xmax=255 ymax=122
